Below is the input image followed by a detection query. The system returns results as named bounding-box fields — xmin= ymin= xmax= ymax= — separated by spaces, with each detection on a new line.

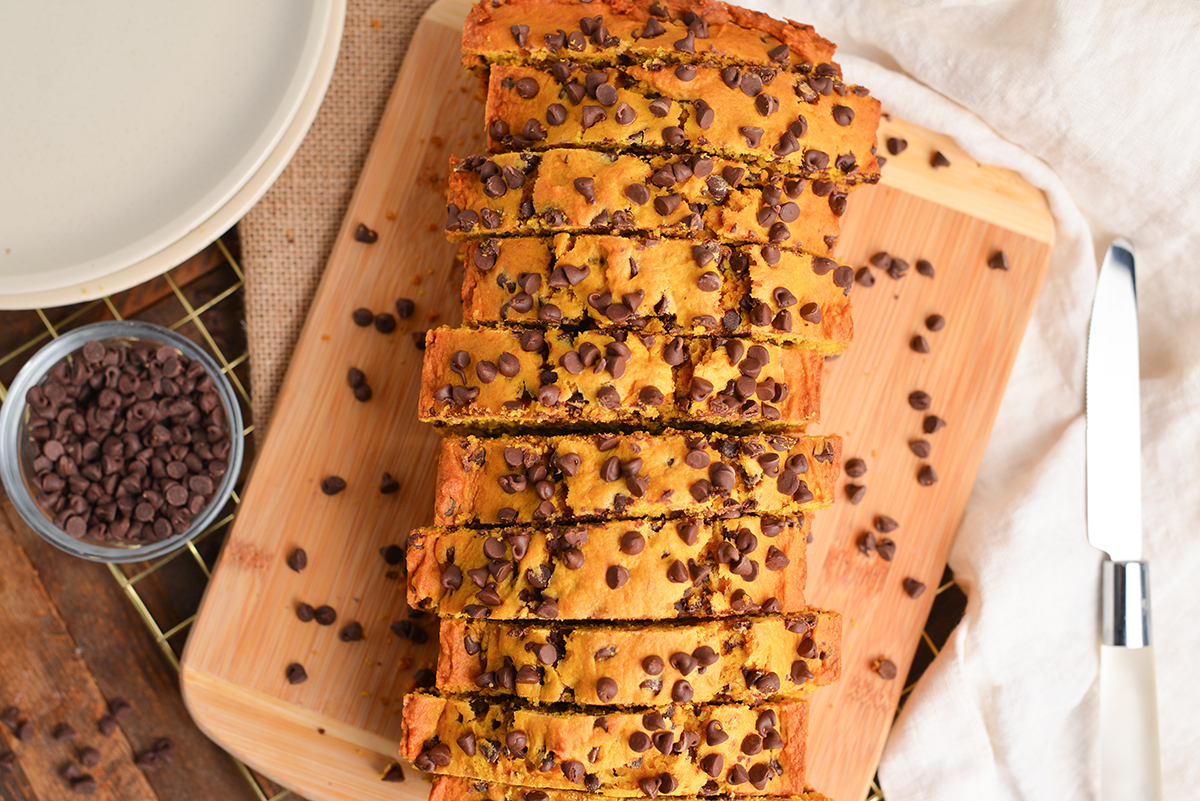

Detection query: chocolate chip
xmin=339 ymin=622 xmax=364 ymax=642
xmin=667 ymin=560 xmax=689 ymax=583
xmin=510 ymin=24 xmax=529 ymax=46
xmin=72 ymin=775 xmax=99 ymax=794
xmin=911 ymin=335 xmax=930 ymax=353
xmin=354 ymin=223 xmax=378 ymax=244
xmin=923 ymin=415 xmax=946 ymax=434
xmin=662 ymin=126 xmax=685 ymax=146
xmin=606 ymin=565 xmax=628 ymax=589
xmin=918 ymin=464 xmax=939 ymax=486
xmin=908 ymin=439 xmax=931 ymax=458
xmin=314 ymin=605 xmax=337 ymax=625
xmin=694 ymin=99 xmax=714 ymax=128
xmin=629 ymin=731 xmax=652 ymax=753
xmin=738 ymin=126 xmax=764 ymax=148
xmin=97 ymin=716 xmax=116 ymax=736
xmin=615 ymin=102 xmax=636 ymax=125
xmin=381 ymin=763 xmax=405 ymax=782
xmin=673 ymin=31 xmax=695 ymax=53
xmin=286 ymin=663 xmax=308 ymax=684
xmin=669 ymin=651 xmax=697 ymax=675
xmin=988 ymin=250 xmax=1010 ymax=270
xmin=562 ymin=760 xmax=585 ymax=784
xmin=798 ymin=302 xmax=821 ymax=324
xmin=857 ymin=531 xmax=876 ymax=557
xmin=572 ymin=177 xmax=597 ymax=204
xmin=791 ymin=660 xmax=814 ymax=685
xmin=287 ymin=548 xmax=307 ymax=572
xmin=595 ymin=677 xmax=619 ymax=702
xmin=581 ymin=105 xmax=607 ymax=128
xmin=296 ymin=602 xmax=317 ymax=622
xmin=832 ymin=105 xmax=855 ymax=126
xmin=908 ymin=390 xmax=931 ymax=411
xmin=856 ymin=266 xmax=876 ymax=287
xmin=320 ymin=476 xmax=346 ymax=495
xmin=875 ymin=658 xmax=898 ymax=680
xmin=844 ymin=458 xmax=866 ymax=478
xmin=876 ymin=538 xmax=896 ymax=561
xmin=916 ymin=259 xmax=935 ymax=278
xmin=931 ymin=151 xmax=951 ymax=169
xmin=671 ymin=680 xmax=693 ymax=702
xmin=903 ymin=578 xmax=927 ymax=598
xmin=886 ymin=137 xmax=907 ymax=155
xmin=696 ymin=271 xmax=720 ymax=292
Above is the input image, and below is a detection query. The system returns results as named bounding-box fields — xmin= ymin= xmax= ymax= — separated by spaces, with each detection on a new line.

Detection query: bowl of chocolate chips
xmin=0 ymin=321 xmax=244 ymax=562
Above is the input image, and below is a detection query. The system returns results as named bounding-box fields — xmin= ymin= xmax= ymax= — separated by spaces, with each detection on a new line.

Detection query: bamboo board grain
xmin=180 ymin=2 xmax=1054 ymax=800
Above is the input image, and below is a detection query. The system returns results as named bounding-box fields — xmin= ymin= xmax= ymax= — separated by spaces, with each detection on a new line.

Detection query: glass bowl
xmin=0 ymin=321 xmax=244 ymax=563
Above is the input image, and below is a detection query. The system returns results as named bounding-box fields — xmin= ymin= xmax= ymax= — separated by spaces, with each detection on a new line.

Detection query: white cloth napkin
xmin=739 ymin=1 xmax=1200 ymax=798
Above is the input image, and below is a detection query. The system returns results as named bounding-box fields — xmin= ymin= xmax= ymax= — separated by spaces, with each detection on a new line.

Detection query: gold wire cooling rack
xmin=0 ymin=235 xmax=966 ymax=801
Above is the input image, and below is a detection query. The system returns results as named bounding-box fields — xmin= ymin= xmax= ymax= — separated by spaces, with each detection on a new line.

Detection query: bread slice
xmin=433 ymin=430 xmax=840 ymax=526
xmin=419 ymin=326 xmax=823 ymax=430
xmin=461 ymin=0 xmax=840 ymax=77
xmin=436 ymin=610 xmax=840 ymax=706
xmin=485 ymin=63 xmax=880 ymax=184
xmin=402 ymin=691 xmax=810 ymax=795
xmin=445 ymin=149 xmax=847 ymax=254
xmin=407 ymin=514 xmax=809 ymax=620
xmin=460 ymin=235 xmax=854 ymax=351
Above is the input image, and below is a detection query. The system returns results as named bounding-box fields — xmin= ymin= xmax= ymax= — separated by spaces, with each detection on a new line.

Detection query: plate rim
xmin=0 ymin=0 xmax=344 ymax=309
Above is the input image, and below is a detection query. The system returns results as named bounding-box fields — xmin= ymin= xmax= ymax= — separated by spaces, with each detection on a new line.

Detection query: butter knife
xmin=1085 ymin=237 xmax=1163 ymax=801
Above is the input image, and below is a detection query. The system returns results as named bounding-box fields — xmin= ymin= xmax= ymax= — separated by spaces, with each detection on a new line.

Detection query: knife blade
xmin=1084 ymin=238 xmax=1163 ymax=801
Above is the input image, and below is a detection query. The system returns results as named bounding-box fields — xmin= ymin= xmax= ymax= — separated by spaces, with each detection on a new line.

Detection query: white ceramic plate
xmin=0 ymin=0 xmax=344 ymax=309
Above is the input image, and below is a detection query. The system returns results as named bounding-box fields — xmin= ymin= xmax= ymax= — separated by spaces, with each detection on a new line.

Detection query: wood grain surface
xmin=180 ymin=2 xmax=1054 ymax=800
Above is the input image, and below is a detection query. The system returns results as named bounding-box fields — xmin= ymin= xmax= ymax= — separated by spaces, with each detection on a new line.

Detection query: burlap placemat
xmin=241 ymin=0 xmax=436 ymax=439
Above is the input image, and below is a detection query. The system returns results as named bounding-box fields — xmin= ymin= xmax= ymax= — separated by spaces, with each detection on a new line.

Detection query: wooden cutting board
xmin=180 ymin=1 xmax=1053 ymax=799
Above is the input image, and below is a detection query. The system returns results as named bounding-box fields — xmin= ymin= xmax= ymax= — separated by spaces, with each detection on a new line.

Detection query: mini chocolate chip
xmin=875 ymin=658 xmax=898 ymax=680
xmin=911 ymin=335 xmax=931 ymax=353
xmin=876 ymin=538 xmax=896 ymax=561
xmin=988 ymin=250 xmax=1010 ymax=270
xmin=931 ymin=151 xmax=951 ymax=169
xmin=286 ymin=663 xmax=308 ymax=684
xmin=339 ymin=622 xmax=364 ymax=642
xmin=314 ymin=605 xmax=337 ymax=625
xmin=886 ymin=137 xmax=907 ymax=155
xmin=287 ymin=548 xmax=307 ymax=572
xmin=926 ymin=314 xmax=947 ymax=332
xmin=857 ymin=531 xmax=876 ymax=557
xmin=918 ymin=464 xmax=939 ymax=486
xmin=903 ymin=578 xmax=927 ymax=598
xmin=916 ymin=259 xmax=935 ymax=278
xmin=910 ymin=439 xmax=932 ymax=458
xmin=596 ymin=677 xmax=619 ymax=702
xmin=297 ymin=602 xmax=315 ymax=622
xmin=844 ymin=458 xmax=866 ymax=478
xmin=354 ymin=223 xmax=378 ymax=244
xmin=923 ymin=415 xmax=946 ymax=434
xmin=856 ymin=266 xmax=875 ymax=287
xmin=908 ymin=390 xmax=931 ymax=411
xmin=573 ymin=177 xmax=596 ymax=203
xmin=374 ymin=313 xmax=396 ymax=333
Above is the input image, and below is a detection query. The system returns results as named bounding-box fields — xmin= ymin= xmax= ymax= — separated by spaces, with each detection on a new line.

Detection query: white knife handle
xmin=1100 ymin=645 xmax=1163 ymax=801
xmin=1099 ymin=561 xmax=1162 ymax=801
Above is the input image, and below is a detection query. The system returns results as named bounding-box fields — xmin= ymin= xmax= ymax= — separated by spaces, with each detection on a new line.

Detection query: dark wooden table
xmin=0 ymin=237 xmax=298 ymax=801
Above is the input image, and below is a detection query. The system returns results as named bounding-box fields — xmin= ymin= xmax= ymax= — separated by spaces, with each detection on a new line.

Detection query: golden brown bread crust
xmin=445 ymin=150 xmax=847 ymax=254
xmin=460 ymin=235 xmax=854 ymax=351
xmin=437 ymin=611 xmax=840 ymax=706
xmin=401 ymin=692 xmax=810 ymax=795
xmin=419 ymin=325 xmax=823 ymax=429
xmin=406 ymin=514 xmax=810 ymax=620
xmin=432 ymin=431 xmax=841 ymax=527
xmin=462 ymin=0 xmax=839 ymax=75
xmin=430 ymin=776 xmax=833 ymax=801
xmin=486 ymin=63 xmax=880 ymax=184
